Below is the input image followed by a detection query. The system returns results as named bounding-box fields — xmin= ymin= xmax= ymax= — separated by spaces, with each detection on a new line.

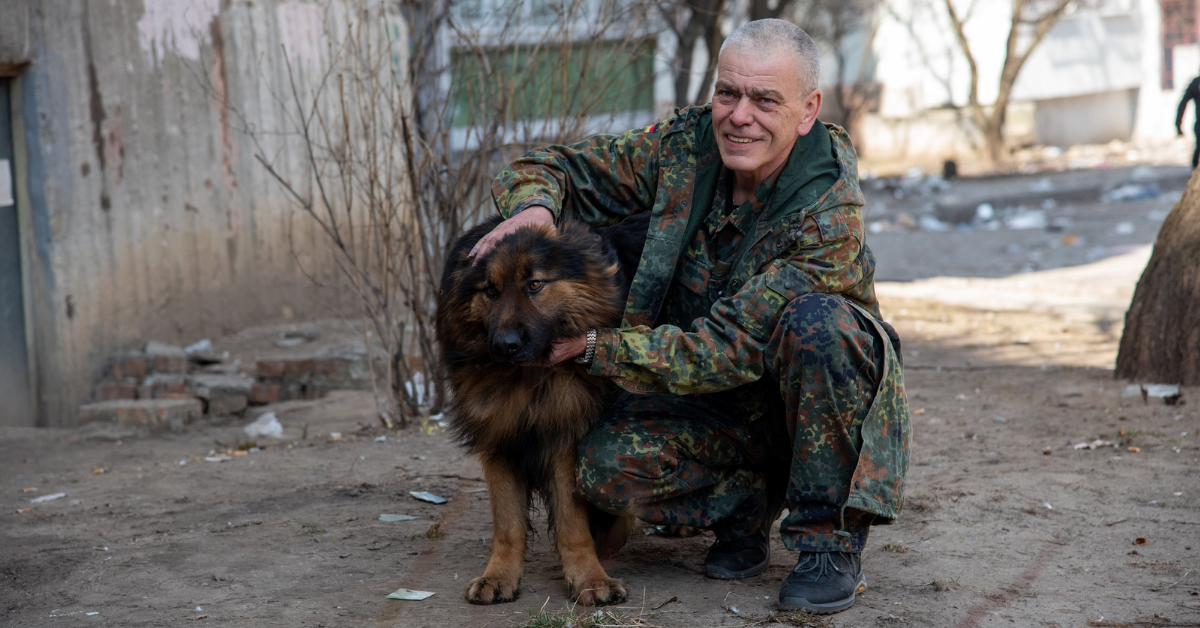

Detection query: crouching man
xmin=473 ymin=19 xmax=910 ymax=614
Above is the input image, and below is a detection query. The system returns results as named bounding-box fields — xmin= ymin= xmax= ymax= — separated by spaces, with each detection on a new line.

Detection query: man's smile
xmin=726 ymin=134 xmax=760 ymax=145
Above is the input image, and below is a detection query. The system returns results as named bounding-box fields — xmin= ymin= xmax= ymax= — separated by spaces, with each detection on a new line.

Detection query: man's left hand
xmin=524 ymin=334 xmax=588 ymax=367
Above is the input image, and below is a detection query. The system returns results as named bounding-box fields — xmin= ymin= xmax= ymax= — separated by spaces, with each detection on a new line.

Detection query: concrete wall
xmin=2 ymin=1 xmax=389 ymax=427
xmin=1035 ymin=88 xmax=1139 ymax=147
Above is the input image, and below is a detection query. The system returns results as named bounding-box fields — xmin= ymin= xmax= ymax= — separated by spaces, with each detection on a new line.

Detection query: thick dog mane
xmin=434 ymin=214 xmax=648 ymax=494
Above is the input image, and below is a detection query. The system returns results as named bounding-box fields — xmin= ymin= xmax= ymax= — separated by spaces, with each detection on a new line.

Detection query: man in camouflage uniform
xmin=473 ymin=19 xmax=909 ymax=614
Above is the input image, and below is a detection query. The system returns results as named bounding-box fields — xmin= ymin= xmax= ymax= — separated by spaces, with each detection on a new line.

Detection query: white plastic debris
xmin=374 ymin=435 xmax=387 ymax=442
xmin=975 ymin=203 xmax=994 ymax=221
xmin=379 ymin=514 xmax=419 ymax=522
xmin=243 ymin=413 xmax=283 ymax=439
xmin=917 ymin=214 xmax=950 ymax=232
xmin=1074 ymin=439 xmax=1115 ymax=450
xmin=1114 ymin=221 xmax=1135 ymax=235
xmin=410 ymin=491 xmax=447 ymax=504
xmin=1005 ymin=209 xmax=1047 ymax=230
xmin=386 ymin=588 xmax=434 ymax=601
xmin=184 ymin=339 xmax=213 ymax=356
xmin=30 ymin=492 xmax=66 ymax=504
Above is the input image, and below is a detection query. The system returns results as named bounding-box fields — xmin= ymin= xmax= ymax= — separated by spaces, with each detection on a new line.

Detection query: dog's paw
xmin=464 ymin=575 xmax=520 ymax=605
xmin=571 ymin=576 xmax=627 ymax=607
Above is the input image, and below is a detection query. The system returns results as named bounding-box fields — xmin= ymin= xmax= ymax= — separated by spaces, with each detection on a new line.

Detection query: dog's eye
xmin=528 ymin=280 xmax=543 ymax=292
xmin=485 ymin=286 xmax=497 ymax=298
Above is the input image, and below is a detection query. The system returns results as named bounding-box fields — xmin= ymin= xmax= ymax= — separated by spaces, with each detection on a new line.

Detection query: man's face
xmin=711 ymin=46 xmax=821 ymax=182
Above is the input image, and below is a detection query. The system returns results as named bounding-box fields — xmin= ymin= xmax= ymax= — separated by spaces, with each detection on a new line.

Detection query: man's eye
xmin=528 ymin=280 xmax=543 ymax=292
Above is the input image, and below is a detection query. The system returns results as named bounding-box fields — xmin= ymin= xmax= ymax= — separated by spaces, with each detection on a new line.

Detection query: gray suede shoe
xmin=777 ymin=551 xmax=866 ymax=614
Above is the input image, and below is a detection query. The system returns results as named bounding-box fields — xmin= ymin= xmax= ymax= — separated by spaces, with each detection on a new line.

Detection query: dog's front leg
xmin=465 ymin=455 xmax=527 ymax=604
xmin=549 ymin=447 xmax=628 ymax=606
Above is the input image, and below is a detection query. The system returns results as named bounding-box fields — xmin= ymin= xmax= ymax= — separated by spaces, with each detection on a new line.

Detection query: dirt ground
xmin=4 ymin=173 xmax=1200 ymax=627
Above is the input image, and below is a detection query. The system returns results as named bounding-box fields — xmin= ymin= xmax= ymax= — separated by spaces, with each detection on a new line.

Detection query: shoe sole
xmin=776 ymin=573 xmax=867 ymax=614
xmin=704 ymin=545 xmax=771 ymax=580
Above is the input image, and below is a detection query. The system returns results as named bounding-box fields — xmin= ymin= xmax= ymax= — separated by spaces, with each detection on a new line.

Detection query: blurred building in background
xmin=854 ymin=0 xmax=1194 ymax=164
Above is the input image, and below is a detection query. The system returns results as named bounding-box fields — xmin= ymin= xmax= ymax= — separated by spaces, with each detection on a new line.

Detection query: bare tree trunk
xmin=749 ymin=0 xmax=796 ymax=21
xmin=693 ymin=0 xmax=726 ymax=106
xmin=944 ymin=0 xmax=1070 ymax=166
xmin=1116 ymin=171 xmax=1200 ymax=385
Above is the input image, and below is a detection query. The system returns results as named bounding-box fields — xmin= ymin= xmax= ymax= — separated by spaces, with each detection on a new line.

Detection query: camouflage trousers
xmin=577 ymin=293 xmax=886 ymax=553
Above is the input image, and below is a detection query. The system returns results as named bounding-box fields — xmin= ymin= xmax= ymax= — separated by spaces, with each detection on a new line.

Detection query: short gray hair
xmin=719 ymin=19 xmax=820 ymax=96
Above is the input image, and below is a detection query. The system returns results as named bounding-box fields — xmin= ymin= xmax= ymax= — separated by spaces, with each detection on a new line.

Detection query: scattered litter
xmin=184 ymin=339 xmax=213 ymax=356
xmin=1042 ymin=448 xmax=1053 ymax=455
xmin=728 ymin=606 xmax=739 ymax=614
xmin=1133 ymin=537 xmax=1148 ymax=546
xmin=17 ymin=508 xmax=31 ymax=514
xmin=1106 ymin=182 xmax=1159 ymax=202
xmin=1128 ymin=446 xmax=1141 ymax=453
xmin=31 ymin=492 xmax=66 ymax=504
xmin=178 ymin=460 xmax=187 ymax=466
xmin=1029 ymin=177 xmax=1054 ymax=192
xmin=994 ymin=416 xmax=1007 ymax=423
xmin=1175 ymin=492 xmax=1183 ymax=496
xmin=912 ymin=408 xmax=925 ymax=415
xmin=86 ymin=612 xmax=99 ymax=616
xmin=1043 ymin=502 xmax=1053 ymax=510
xmin=330 ymin=432 xmax=342 ymax=441
xmin=93 ymin=469 xmax=104 ymax=475
xmin=205 ymin=454 xmax=231 ymax=463
xmin=1041 ymin=198 xmax=1057 ymax=210
xmin=412 ymin=455 xmax=427 ymax=461
xmin=1062 ymin=234 xmax=1083 ymax=246
xmin=378 ymin=514 xmax=419 ymax=523
xmin=975 ymin=203 xmax=994 ymax=221
xmin=1074 ymin=439 xmax=1115 ymax=450
xmin=410 ymin=491 xmax=447 ymax=504
xmin=917 ymin=214 xmax=949 ymax=232
xmin=1005 ymin=209 xmax=1047 ymax=230
xmin=374 ymin=435 xmax=387 ymax=442
xmin=244 ymin=413 xmax=283 ymax=439
xmin=386 ymin=588 xmax=435 ymax=601
xmin=1113 ymin=221 xmax=1136 ymax=235
xmin=1145 ymin=384 xmax=1182 ymax=398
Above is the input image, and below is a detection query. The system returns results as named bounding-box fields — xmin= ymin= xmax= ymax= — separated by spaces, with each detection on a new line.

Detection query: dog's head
xmin=441 ymin=221 xmax=622 ymax=365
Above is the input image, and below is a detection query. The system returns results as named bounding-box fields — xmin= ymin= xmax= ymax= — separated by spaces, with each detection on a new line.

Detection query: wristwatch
xmin=574 ymin=328 xmax=597 ymax=365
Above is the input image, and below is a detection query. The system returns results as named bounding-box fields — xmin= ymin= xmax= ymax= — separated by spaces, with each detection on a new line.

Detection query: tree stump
xmin=1115 ymin=171 xmax=1200 ymax=385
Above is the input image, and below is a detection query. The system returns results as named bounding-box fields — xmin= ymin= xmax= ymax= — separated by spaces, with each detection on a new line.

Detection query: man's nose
xmin=730 ymin=97 xmax=754 ymax=126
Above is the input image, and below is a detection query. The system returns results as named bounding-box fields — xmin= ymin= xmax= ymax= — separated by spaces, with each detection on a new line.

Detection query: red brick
xmin=78 ymin=398 xmax=202 ymax=428
xmin=111 ymin=357 xmax=147 ymax=380
xmin=256 ymin=360 xmax=285 ymax=379
xmin=152 ymin=355 xmax=189 ymax=374
xmin=250 ymin=382 xmax=282 ymax=405
xmin=312 ymin=358 xmax=350 ymax=379
xmin=151 ymin=381 xmax=188 ymax=398
xmin=282 ymin=359 xmax=315 ymax=378
xmin=100 ymin=383 xmax=137 ymax=401
xmin=136 ymin=385 xmax=152 ymax=399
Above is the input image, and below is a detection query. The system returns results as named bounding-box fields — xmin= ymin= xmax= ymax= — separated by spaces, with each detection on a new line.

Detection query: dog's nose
xmin=492 ymin=330 xmax=523 ymax=357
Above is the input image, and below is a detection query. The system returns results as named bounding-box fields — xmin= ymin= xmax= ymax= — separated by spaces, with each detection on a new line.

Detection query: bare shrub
xmin=224 ymin=0 xmax=659 ymax=426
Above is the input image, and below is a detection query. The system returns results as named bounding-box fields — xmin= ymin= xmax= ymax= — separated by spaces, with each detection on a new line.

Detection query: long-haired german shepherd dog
xmin=435 ymin=212 xmax=649 ymax=606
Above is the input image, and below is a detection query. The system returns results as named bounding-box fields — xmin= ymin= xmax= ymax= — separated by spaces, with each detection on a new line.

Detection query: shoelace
xmin=792 ymin=552 xmax=852 ymax=581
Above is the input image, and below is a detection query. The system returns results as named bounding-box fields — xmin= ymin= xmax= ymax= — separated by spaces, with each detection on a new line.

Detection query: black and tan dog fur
xmin=435 ymin=213 xmax=648 ymax=606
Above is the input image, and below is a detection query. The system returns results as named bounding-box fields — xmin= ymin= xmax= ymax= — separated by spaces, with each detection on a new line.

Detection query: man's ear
xmin=797 ymin=88 xmax=823 ymax=136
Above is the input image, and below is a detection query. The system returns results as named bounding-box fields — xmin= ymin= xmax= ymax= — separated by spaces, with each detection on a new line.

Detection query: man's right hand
xmin=469 ymin=205 xmax=556 ymax=263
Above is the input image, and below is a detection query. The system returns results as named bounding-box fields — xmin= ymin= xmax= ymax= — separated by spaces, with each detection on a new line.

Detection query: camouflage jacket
xmin=493 ymin=105 xmax=909 ymax=519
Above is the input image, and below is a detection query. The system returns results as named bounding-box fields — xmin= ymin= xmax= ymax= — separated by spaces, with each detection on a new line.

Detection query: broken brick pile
xmin=80 ymin=340 xmax=367 ymax=430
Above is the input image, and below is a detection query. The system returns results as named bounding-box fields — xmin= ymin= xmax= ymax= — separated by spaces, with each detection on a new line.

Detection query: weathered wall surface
xmin=8 ymin=1 xmax=387 ymax=426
